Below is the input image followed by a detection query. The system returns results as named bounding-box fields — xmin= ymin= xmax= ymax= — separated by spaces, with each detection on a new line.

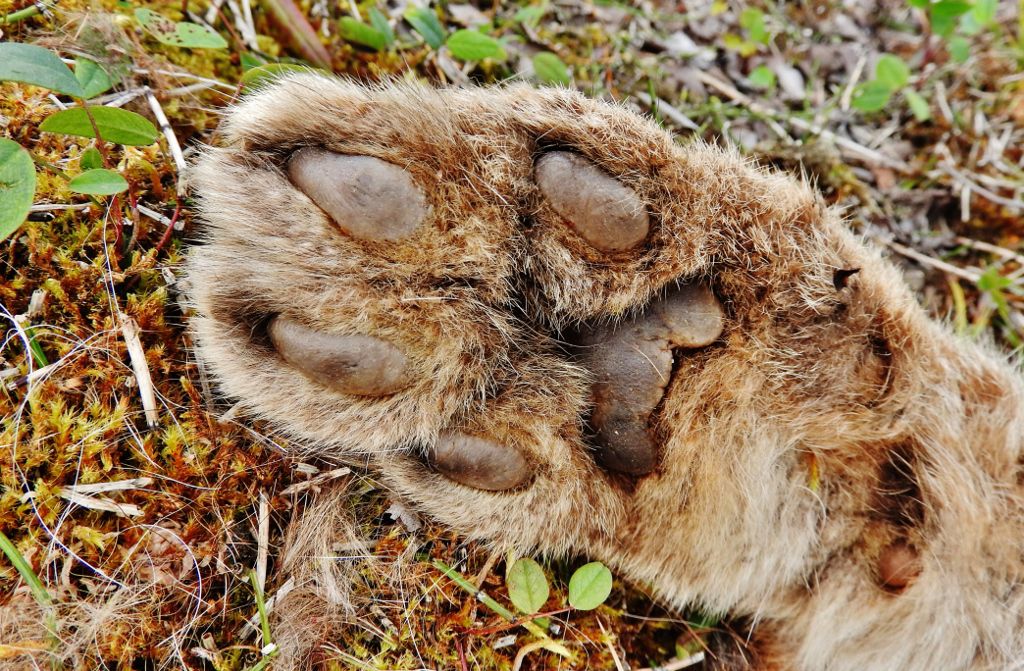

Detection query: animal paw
xmin=188 ymin=74 xmax=1024 ymax=671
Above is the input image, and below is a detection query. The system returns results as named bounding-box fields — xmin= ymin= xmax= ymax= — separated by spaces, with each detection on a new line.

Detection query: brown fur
xmin=186 ymin=74 xmax=1024 ymax=670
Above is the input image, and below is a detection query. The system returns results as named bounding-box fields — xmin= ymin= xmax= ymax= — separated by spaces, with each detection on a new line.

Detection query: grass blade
xmin=261 ymin=0 xmax=332 ymax=69
xmin=0 ymin=530 xmax=51 ymax=606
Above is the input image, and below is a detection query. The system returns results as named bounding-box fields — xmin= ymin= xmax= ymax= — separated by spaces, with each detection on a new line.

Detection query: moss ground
xmin=1 ymin=0 xmax=1022 ymax=668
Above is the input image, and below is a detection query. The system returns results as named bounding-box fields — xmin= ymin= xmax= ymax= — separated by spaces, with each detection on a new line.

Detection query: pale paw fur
xmin=187 ymin=74 xmax=1024 ymax=670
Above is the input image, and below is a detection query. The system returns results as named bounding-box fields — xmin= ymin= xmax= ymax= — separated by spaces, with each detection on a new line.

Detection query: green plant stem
xmin=24 ymin=326 xmax=49 ymax=367
xmin=431 ymin=559 xmax=573 ymax=659
xmin=243 ymin=569 xmax=279 ymax=671
xmin=0 ymin=529 xmax=62 ymax=670
xmin=1 ymin=2 xmax=46 ymax=24
xmin=0 ymin=530 xmax=50 ymax=605
xmin=246 ymin=652 xmax=279 ymax=671
xmin=248 ymin=569 xmax=273 ymax=648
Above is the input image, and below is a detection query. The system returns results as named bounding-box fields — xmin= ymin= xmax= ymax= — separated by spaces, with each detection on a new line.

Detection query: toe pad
xmin=268 ymin=315 xmax=410 ymax=396
xmin=428 ymin=433 xmax=533 ymax=491
xmin=288 ymin=148 xmax=427 ymax=242
xmin=535 ymin=151 xmax=649 ymax=252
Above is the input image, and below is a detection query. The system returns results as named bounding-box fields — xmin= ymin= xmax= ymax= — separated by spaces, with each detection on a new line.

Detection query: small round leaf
xmin=446 ymin=29 xmax=506 ymax=62
xmin=80 ymin=147 xmax=104 ymax=171
xmin=903 ymin=90 xmax=932 ymax=122
xmin=875 ymin=55 xmax=910 ymax=90
xmin=567 ymin=562 xmax=612 ymax=611
xmin=40 ymin=107 xmax=159 ymax=146
xmin=532 ymin=52 xmax=570 ymax=85
xmin=75 ymin=59 xmax=113 ymax=99
xmin=136 ymin=8 xmax=228 ymax=49
xmin=506 ymin=558 xmax=549 ymax=614
xmin=851 ymin=81 xmax=893 ymax=113
xmin=173 ymin=22 xmax=229 ymax=49
xmin=0 ymin=139 xmax=37 ymax=242
xmin=748 ymin=64 xmax=776 ymax=89
xmin=68 ymin=169 xmax=128 ymax=195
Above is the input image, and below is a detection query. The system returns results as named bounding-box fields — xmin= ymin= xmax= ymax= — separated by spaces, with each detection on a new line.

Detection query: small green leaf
xmin=567 ymin=562 xmax=612 ymax=611
xmin=240 ymin=63 xmax=315 ymax=89
xmin=80 ymin=146 xmax=104 ymax=170
xmin=0 ymin=138 xmax=37 ymax=242
xmin=507 ymin=558 xmax=549 ymax=614
xmin=947 ymin=35 xmax=970 ymax=63
xmin=929 ymin=0 xmax=971 ymax=36
xmin=514 ymin=5 xmax=546 ymax=27
xmin=339 ymin=16 xmax=389 ymax=51
xmin=75 ymin=59 xmax=113 ymax=99
xmin=903 ymin=90 xmax=932 ymax=121
xmin=851 ymin=80 xmax=893 ymax=112
xmin=135 ymin=7 xmax=177 ymax=39
xmin=69 ymin=168 xmax=128 ymax=195
xmin=739 ymin=7 xmax=769 ymax=44
xmin=722 ymin=33 xmax=758 ymax=57
xmin=972 ymin=0 xmax=997 ymax=27
xmin=40 ymin=107 xmax=159 ymax=146
xmin=135 ymin=8 xmax=228 ymax=49
xmin=875 ymin=55 xmax=910 ymax=90
xmin=446 ymin=29 xmax=506 ymax=62
xmin=0 ymin=43 xmax=84 ymax=97
xmin=368 ymin=7 xmax=395 ymax=47
xmin=405 ymin=7 xmax=446 ymax=49
xmin=240 ymin=52 xmax=266 ymax=70
xmin=174 ymin=22 xmax=230 ymax=48
xmin=532 ymin=52 xmax=570 ymax=85
xmin=748 ymin=64 xmax=776 ymax=89
xmin=405 ymin=8 xmax=445 ymax=48
xmin=907 ymin=0 xmax=929 ymax=7
xmin=978 ymin=265 xmax=1013 ymax=292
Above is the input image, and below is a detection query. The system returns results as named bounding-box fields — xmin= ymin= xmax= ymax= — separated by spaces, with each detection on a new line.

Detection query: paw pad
xmin=535 ymin=151 xmax=649 ymax=252
xmin=267 ymin=315 xmax=410 ymax=396
xmin=287 ymin=148 xmax=428 ymax=241
xmin=580 ymin=284 xmax=723 ymax=475
xmin=428 ymin=432 xmax=532 ymax=491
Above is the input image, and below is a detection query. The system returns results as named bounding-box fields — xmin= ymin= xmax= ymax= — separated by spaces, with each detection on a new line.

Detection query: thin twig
xmin=511 ymin=640 xmax=549 ymax=671
xmin=638 ymin=652 xmax=706 ymax=671
xmin=695 ymin=70 xmax=913 ymax=172
xmin=131 ymin=66 xmax=236 ymax=91
xmin=877 ymin=238 xmax=983 ymax=283
xmin=954 ymin=236 xmax=1024 ymax=268
xmin=279 ymin=467 xmax=352 ymax=496
xmin=144 ymin=88 xmax=187 ymax=197
xmin=634 ymin=92 xmax=699 ymax=130
xmin=596 ymin=618 xmax=626 ymax=671
xmin=242 ymin=577 xmax=296 ymax=637
xmin=64 ymin=477 xmax=154 ymax=494
xmin=1 ymin=1 xmax=51 ymax=24
xmin=939 ymin=164 xmax=1024 ymax=210
xmin=29 ymin=203 xmax=92 ymax=212
xmin=119 ymin=313 xmax=159 ymax=428
xmin=840 ymin=53 xmax=867 ymax=111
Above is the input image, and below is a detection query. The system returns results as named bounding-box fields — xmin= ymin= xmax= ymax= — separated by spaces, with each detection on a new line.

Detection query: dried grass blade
xmin=260 ymin=0 xmax=332 ymax=69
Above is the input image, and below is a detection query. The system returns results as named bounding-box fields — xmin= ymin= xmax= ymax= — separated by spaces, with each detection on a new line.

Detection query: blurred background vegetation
xmin=1 ymin=0 xmax=1022 ymax=669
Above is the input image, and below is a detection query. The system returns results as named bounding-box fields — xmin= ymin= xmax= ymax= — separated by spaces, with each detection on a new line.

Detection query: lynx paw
xmin=187 ymin=74 xmax=1024 ymax=671
xmin=188 ymin=73 xmax=846 ymax=589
